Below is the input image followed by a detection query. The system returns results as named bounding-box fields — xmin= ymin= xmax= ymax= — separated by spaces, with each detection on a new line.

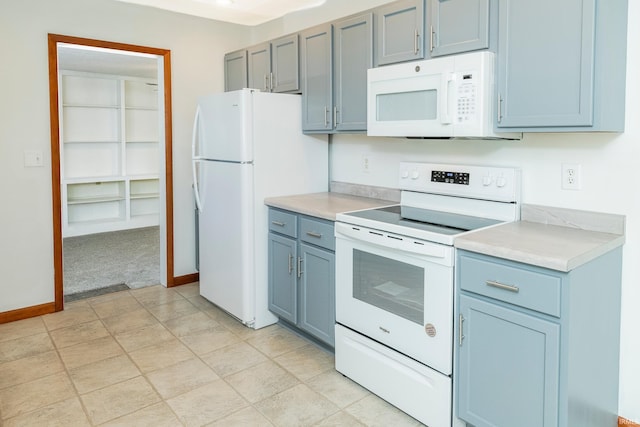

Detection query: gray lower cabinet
xmin=428 ymin=0 xmax=490 ymax=57
xmin=456 ymin=249 xmax=622 ymax=427
xmin=375 ymin=0 xmax=425 ymax=65
xmin=496 ymin=0 xmax=627 ymax=131
xmin=268 ymin=208 xmax=335 ymax=347
xmin=247 ymin=34 xmax=300 ymax=93
xmin=223 ymin=49 xmax=247 ymax=92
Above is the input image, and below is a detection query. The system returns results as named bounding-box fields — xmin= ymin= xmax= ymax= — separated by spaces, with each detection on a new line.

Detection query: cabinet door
xmin=376 ymin=0 xmax=425 ymax=65
xmin=300 ymin=24 xmax=333 ymax=132
xmin=429 ymin=0 xmax=489 ymax=57
xmin=458 ymin=294 xmax=560 ymax=427
xmin=333 ymin=13 xmax=373 ymax=132
xmin=268 ymin=232 xmax=297 ymax=323
xmin=271 ymin=34 xmax=300 ymax=93
xmin=496 ymin=0 xmax=595 ymax=128
xmin=224 ymin=49 xmax=248 ymax=92
xmin=247 ymin=43 xmax=271 ymax=92
xmin=299 ymin=243 xmax=335 ymax=346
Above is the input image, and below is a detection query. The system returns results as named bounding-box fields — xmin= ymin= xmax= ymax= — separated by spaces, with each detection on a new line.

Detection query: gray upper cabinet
xmin=375 ymin=0 xmax=425 ymax=65
xmin=223 ymin=49 xmax=247 ymax=92
xmin=300 ymin=24 xmax=333 ymax=132
xmin=428 ymin=0 xmax=489 ymax=57
xmin=333 ymin=13 xmax=373 ymax=132
xmin=246 ymin=34 xmax=299 ymax=93
xmin=496 ymin=0 xmax=628 ymax=132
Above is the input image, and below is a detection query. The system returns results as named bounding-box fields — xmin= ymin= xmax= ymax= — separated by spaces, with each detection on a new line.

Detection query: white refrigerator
xmin=192 ymin=89 xmax=328 ymax=329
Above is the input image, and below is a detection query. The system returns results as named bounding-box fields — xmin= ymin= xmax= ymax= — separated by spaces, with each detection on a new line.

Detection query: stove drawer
xmin=269 ymin=208 xmax=297 ymax=238
xmin=458 ymin=252 xmax=561 ymax=318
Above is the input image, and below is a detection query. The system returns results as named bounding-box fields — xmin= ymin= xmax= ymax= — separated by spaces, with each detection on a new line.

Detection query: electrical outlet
xmin=362 ymin=153 xmax=371 ymax=173
xmin=561 ymin=163 xmax=581 ymax=190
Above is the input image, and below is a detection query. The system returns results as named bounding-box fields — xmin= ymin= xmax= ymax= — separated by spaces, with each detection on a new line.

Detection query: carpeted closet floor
xmin=63 ymin=226 xmax=160 ymax=299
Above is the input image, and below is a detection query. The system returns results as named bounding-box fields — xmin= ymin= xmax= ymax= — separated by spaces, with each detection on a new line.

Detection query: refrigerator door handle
xmin=192 ymin=106 xmax=203 ymax=212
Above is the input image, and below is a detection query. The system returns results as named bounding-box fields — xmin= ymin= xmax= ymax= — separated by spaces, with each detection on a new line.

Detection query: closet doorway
xmin=48 ymin=35 xmax=174 ymax=311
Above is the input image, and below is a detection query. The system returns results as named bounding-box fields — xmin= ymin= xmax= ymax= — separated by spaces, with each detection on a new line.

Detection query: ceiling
xmin=112 ymin=0 xmax=327 ymax=26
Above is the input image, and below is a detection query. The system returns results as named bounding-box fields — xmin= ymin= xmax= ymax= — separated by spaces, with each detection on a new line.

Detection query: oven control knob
xmin=410 ymin=170 xmax=420 ymax=180
xmin=482 ymin=175 xmax=492 ymax=186
xmin=496 ymin=176 xmax=507 ymax=188
xmin=400 ymin=170 xmax=409 ymax=179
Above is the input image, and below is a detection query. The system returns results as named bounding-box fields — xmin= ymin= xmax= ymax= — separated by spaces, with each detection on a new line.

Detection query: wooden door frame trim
xmin=47 ymin=34 xmax=175 ymax=312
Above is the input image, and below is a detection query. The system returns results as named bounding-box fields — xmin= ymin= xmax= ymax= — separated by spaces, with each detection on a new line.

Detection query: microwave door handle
xmin=440 ymin=73 xmax=455 ymax=125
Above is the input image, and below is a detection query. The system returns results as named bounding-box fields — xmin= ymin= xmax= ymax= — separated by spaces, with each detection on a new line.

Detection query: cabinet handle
xmin=288 ymin=253 xmax=293 ymax=274
xmin=269 ymin=72 xmax=274 ymax=91
xmin=497 ymin=94 xmax=503 ymax=123
xmin=264 ymin=74 xmax=269 ymax=92
xmin=486 ymin=280 xmax=520 ymax=293
xmin=429 ymin=25 xmax=434 ymax=52
xmin=271 ymin=220 xmax=285 ymax=227
xmin=297 ymin=256 xmax=303 ymax=278
xmin=414 ymin=29 xmax=420 ymax=55
xmin=324 ymin=106 xmax=329 ymax=128
xmin=333 ymin=106 xmax=339 ymax=127
xmin=459 ymin=314 xmax=465 ymax=346
xmin=306 ymin=231 xmax=322 ymax=239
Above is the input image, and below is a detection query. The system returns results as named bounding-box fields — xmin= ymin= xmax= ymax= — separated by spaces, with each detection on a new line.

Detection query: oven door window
xmin=352 ymin=249 xmax=424 ymax=325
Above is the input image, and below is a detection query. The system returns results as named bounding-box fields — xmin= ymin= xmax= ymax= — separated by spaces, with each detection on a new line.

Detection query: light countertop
xmin=264 ymin=192 xmax=396 ymax=221
xmin=455 ymin=208 xmax=626 ymax=272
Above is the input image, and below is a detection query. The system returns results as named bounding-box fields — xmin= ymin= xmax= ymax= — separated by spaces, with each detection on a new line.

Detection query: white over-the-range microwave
xmin=367 ymin=51 xmax=521 ymax=140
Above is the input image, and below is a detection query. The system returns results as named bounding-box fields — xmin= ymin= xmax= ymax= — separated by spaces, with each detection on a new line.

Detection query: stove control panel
xmin=431 ymin=170 xmax=470 ymax=185
xmin=399 ymin=162 xmax=521 ymax=203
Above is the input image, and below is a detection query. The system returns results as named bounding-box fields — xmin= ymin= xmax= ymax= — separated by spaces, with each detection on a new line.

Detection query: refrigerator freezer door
xmin=198 ymin=159 xmax=254 ymax=324
xmin=196 ymin=89 xmax=253 ymax=162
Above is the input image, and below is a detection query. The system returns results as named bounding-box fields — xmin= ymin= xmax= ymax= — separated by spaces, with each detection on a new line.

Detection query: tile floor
xmin=0 ymin=283 xmax=424 ymax=426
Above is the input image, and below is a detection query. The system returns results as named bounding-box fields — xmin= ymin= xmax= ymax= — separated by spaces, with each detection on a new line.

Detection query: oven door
xmin=335 ymin=222 xmax=454 ymax=375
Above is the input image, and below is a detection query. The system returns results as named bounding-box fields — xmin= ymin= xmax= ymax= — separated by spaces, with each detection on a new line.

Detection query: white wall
xmin=326 ymin=4 xmax=640 ymax=423
xmin=0 ymin=0 xmax=251 ymax=311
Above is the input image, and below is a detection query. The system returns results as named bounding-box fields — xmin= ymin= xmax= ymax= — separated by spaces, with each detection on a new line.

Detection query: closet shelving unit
xmin=60 ymin=72 xmax=160 ymax=237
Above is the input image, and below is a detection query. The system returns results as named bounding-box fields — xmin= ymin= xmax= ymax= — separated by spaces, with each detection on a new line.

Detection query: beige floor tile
xmin=114 ymin=322 xmax=175 ymax=352
xmin=254 ymin=383 xmax=339 ymax=427
xmin=163 ymin=311 xmax=221 ymax=337
xmin=130 ymin=285 xmax=185 ymax=307
xmin=167 ymin=379 xmax=248 ymax=427
xmin=128 ymin=338 xmax=195 ymax=373
xmin=344 ymin=394 xmax=423 ymax=427
xmin=100 ymin=402 xmax=182 ymax=427
xmin=179 ymin=325 xmax=240 ymax=355
xmin=305 ymin=370 xmax=370 ymax=409
xmin=0 ymin=372 xmax=76 ymax=419
xmin=2 ymin=397 xmax=90 ymax=427
xmin=0 ymin=317 xmax=46 ymax=343
xmin=101 ymin=307 xmax=159 ymax=335
xmin=80 ymin=376 xmax=161 ymax=425
xmin=200 ymin=341 xmax=268 ymax=377
xmin=172 ymin=282 xmax=200 ymax=298
xmin=146 ymin=357 xmax=219 ymax=399
xmin=90 ymin=293 xmax=142 ymax=319
xmin=206 ymin=406 xmax=274 ymax=426
xmin=0 ymin=350 xmax=64 ymax=389
xmin=245 ymin=325 xmax=309 ymax=358
xmin=57 ymin=335 xmax=124 ymax=370
xmin=147 ymin=298 xmax=201 ymax=322
xmin=69 ymin=354 xmax=140 ymax=394
xmin=85 ymin=289 xmax=132 ymax=305
xmin=314 ymin=410 xmax=367 ymax=426
xmin=274 ymin=343 xmax=334 ymax=381
xmin=49 ymin=319 xmax=110 ymax=349
xmin=42 ymin=306 xmax=98 ymax=331
xmin=224 ymin=360 xmax=299 ymax=403
xmin=0 ymin=333 xmax=55 ymax=364
xmin=212 ymin=313 xmax=261 ymax=339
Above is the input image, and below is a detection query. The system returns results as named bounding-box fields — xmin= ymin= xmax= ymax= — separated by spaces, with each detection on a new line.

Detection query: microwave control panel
xmin=457 ymin=72 xmax=478 ymax=122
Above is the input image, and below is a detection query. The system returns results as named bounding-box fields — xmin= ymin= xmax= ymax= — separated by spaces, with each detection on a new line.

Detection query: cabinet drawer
xmin=458 ymin=253 xmax=561 ymax=317
xmin=300 ymin=216 xmax=335 ymax=251
xmin=269 ymin=209 xmax=297 ymax=238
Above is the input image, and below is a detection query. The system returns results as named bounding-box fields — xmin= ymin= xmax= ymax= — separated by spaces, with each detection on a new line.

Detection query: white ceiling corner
xmin=111 ymin=0 xmax=328 ymax=26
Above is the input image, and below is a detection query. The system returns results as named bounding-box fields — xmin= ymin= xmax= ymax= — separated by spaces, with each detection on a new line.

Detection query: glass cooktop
xmin=343 ymin=205 xmax=502 ymax=236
